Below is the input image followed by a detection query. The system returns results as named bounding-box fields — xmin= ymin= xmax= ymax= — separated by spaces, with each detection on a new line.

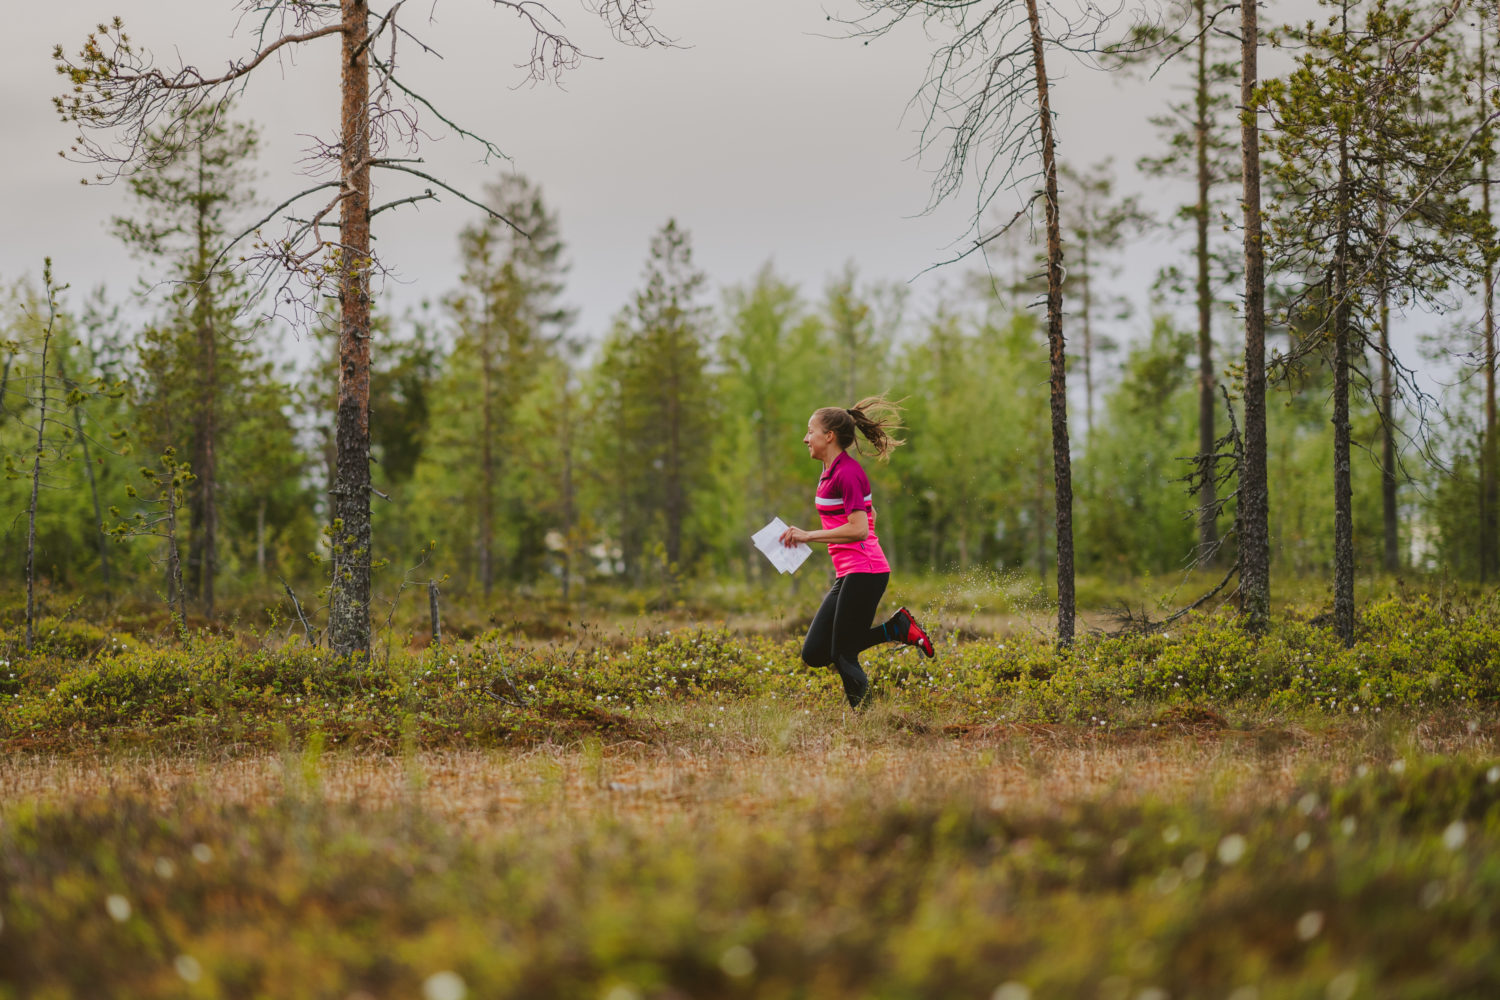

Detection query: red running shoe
xmin=890 ymin=607 xmax=935 ymax=658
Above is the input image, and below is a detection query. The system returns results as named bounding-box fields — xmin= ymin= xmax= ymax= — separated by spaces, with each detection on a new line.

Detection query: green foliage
xmin=4 ymin=593 xmax=1499 ymax=751
xmin=407 ymin=175 xmax=572 ymax=592
xmin=592 ymin=220 xmax=717 ymax=583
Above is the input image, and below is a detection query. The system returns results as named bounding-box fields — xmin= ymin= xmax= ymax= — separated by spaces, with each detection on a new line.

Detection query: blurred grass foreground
xmin=2 ymin=587 xmax=1500 ymax=998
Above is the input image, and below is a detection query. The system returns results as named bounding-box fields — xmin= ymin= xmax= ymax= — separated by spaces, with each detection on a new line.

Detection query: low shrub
xmin=2 ymin=594 xmax=1498 ymax=751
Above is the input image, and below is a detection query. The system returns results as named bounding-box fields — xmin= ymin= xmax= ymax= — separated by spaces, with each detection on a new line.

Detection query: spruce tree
xmin=111 ymin=104 xmax=260 ymax=618
xmin=600 ymin=220 xmax=714 ymax=583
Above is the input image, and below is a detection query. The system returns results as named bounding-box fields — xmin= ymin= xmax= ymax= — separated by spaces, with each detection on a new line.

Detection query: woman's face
xmin=804 ymin=415 xmax=837 ymax=463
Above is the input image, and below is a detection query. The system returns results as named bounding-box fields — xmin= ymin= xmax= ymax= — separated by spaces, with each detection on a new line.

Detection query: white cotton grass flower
xmin=1217 ymin=834 xmax=1247 ymax=865
xmin=1326 ymin=970 xmax=1359 ymax=1000
xmin=174 ymin=955 xmax=202 ymax=983
xmin=719 ymin=945 xmax=756 ymax=978
xmin=1442 ymin=820 xmax=1467 ymax=851
xmin=422 ymin=971 xmax=467 ymax=1000
xmin=191 ymin=843 xmax=213 ymax=864
xmin=991 ymin=983 xmax=1031 ymax=1000
xmin=1296 ymin=911 xmax=1325 ymax=941
xmin=105 ymin=895 xmax=131 ymax=922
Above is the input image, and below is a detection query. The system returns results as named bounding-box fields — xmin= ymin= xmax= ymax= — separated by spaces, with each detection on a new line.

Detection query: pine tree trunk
xmin=256 ymin=497 xmax=267 ymax=580
xmin=1238 ymin=0 xmax=1271 ymax=631
xmin=330 ymin=0 xmax=374 ymax=658
xmin=1483 ymin=20 xmax=1498 ymax=582
xmin=1332 ymin=110 xmax=1355 ymax=649
xmin=24 ymin=318 xmax=53 ymax=651
xmin=187 ymin=150 xmax=219 ymax=618
xmin=561 ymin=398 xmax=575 ymax=603
xmin=52 ymin=344 xmax=111 ymax=594
xmin=167 ymin=480 xmax=187 ymax=627
xmin=1195 ymin=0 xmax=1219 ymax=564
xmin=193 ymin=314 xmax=218 ymax=617
xmin=1082 ymin=243 xmax=1094 ymax=439
xmin=479 ymin=330 xmax=495 ymax=596
xmin=663 ymin=330 xmax=684 ymax=573
xmin=1026 ymin=0 xmax=1075 ymax=645
xmin=1035 ymin=442 xmax=1047 ymax=582
xmin=1379 ymin=271 xmax=1398 ymax=573
xmin=1486 ymin=267 xmax=1497 ymax=582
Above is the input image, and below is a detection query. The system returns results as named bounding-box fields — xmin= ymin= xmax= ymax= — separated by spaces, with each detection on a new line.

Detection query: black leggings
xmin=801 ymin=572 xmax=891 ymax=706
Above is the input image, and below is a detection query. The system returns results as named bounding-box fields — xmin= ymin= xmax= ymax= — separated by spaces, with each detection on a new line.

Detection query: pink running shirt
xmin=815 ymin=451 xmax=892 ymax=576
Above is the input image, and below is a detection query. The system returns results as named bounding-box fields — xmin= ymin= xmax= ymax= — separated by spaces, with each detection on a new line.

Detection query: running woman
xmin=779 ymin=397 xmax=935 ymax=708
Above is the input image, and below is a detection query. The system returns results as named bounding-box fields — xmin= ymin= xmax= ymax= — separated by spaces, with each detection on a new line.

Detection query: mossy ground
xmin=2 ymin=587 xmax=1498 ymax=998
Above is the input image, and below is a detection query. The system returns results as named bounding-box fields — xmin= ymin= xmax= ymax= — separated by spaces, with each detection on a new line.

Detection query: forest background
xmin=3 ymin=0 xmax=1499 ymax=632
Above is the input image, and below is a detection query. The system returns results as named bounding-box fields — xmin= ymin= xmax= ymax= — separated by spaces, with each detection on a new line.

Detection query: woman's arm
xmin=780 ymin=510 xmax=869 ymax=547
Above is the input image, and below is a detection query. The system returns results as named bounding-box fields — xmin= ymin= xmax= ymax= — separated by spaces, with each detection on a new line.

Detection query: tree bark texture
xmin=1483 ymin=20 xmax=1498 ymax=582
xmin=186 ymin=150 xmax=219 ymax=618
xmin=1332 ymin=120 xmax=1355 ymax=649
xmin=1238 ymin=0 xmax=1271 ymax=631
xmin=1379 ymin=269 xmax=1398 ymax=573
xmin=330 ymin=0 xmax=374 ymax=658
xmin=1195 ymin=1 xmax=1219 ymax=563
xmin=1027 ymin=0 xmax=1075 ymax=645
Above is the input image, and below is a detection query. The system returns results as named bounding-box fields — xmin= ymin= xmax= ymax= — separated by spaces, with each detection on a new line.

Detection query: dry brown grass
xmin=8 ymin=706 xmax=1475 ymax=837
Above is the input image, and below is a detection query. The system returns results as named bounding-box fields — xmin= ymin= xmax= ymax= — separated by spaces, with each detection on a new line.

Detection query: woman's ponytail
xmin=813 ymin=395 xmax=906 ymax=462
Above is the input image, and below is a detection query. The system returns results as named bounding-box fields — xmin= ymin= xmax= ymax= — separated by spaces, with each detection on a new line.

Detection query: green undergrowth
xmin=2 ymin=593 xmax=1498 ymax=752
xmin=3 ymin=754 xmax=1500 ymax=998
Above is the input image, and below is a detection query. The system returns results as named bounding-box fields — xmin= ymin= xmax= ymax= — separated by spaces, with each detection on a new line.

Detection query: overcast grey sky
xmin=8 ymin=1 xmax=1231 ymax=348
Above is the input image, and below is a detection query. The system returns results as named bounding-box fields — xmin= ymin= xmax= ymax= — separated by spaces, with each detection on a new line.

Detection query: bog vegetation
xmin=8 ymin=0 xmax=1500 ymax=996
xmin=4 ymin=589 xmax=1500 ymax=997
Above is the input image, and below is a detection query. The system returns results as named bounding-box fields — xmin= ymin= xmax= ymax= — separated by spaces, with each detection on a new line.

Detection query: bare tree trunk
xmin=330 ymin=0 xmax=374 ymax=658
xmin=24 ymin=309 xmax=55 ymax=651
xmin=1081 ymin=241 xmax=1094 ymax=439
xmin=1332 ymin=86 xmax=1355 ymax=649
xmin=1379 ymin=254 xmax=1398 ymax=573
xmin=52 ymin=342 xmax=112 ymax=594
xmin=561 ymin=400 xmax=575 ymax=603
xmin=256 ymin=497 xmax=267 ymax=581
xmin=1026 ymin=0 xmax=1075 ymax=645
xmin=187 ymin=149 xmax=219 ymax=618
xmin=1483 ymin=20 xmax=1498 ymax=583
xmin=1239 ymin=0 xmax=1271 ymax=632
xmin=0 ymin=351 xmax=12 ymax=417
xmin=166 ymin=480 xmax=187 ymax=627
xmin=479 ymin=329 xmax=495 ymax=596
xmin=192 ymin=313 xmax=218 ymax=616
xmin=1035 ymin=444 xmax=1047 ymax=582
xmin=1195 ymin=0 xmax=1219 ymax=564
xmin=664 ymin=331 xmax=684 ymax=575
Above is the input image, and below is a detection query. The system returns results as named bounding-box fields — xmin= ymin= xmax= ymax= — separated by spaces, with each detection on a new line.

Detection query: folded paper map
xmin=751 ymin=517 xmax=812 ymax=575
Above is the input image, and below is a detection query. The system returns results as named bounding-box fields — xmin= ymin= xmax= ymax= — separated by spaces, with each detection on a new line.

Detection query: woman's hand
xmin=780 ymin=525 xmax=812 ymax=547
